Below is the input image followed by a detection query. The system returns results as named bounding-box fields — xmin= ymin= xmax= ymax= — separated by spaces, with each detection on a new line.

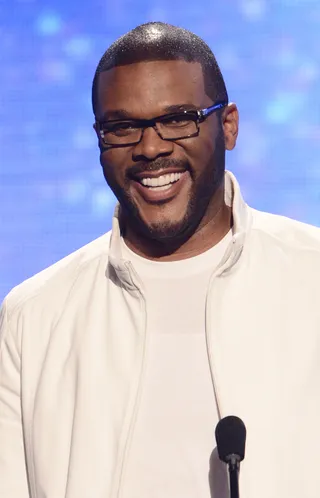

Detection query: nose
xmin=132 ymin=126 xmax=174 ymax=161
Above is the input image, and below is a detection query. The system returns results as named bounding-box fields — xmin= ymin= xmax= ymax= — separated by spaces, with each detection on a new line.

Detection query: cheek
xmin=184 ymin=137 xmax=215 ymax=176
xmin=100 ymin=151 xmax=126 ymax=184
xmin=194 ymin=124 xmax=224 ymax=163
xmin=199 ymin=127 xmax=218 ymax=154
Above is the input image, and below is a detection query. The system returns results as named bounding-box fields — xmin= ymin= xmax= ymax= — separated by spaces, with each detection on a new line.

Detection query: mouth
xmin=139 ymin=171 xmax=183 ymax=189
xmin=130 ymin=170 xmax=189 ymax=203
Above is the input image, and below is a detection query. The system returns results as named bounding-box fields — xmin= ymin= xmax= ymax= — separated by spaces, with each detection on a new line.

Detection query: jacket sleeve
xmin=0 ymin=299 xmax=30 ymax=497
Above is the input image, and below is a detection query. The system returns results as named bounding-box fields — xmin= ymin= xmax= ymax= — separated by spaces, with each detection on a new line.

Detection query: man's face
xmin=94 ymin=60 xmax=237 ymax=241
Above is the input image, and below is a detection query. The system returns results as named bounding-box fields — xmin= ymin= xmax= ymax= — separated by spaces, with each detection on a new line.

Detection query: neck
xmin=122 ymin=186 xmax=233 ymax=261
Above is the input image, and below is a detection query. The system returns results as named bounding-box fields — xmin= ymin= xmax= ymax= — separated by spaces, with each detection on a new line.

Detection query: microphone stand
xmin=226 ymin=455 xmax=240 ymax=498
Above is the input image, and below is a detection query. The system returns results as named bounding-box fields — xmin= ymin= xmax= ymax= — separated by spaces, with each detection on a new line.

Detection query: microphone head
xmin=215 ymin=415 xmax=246 ymax=463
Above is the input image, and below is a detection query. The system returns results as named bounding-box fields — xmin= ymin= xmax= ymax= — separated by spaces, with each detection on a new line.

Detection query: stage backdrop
xmin=1 ymin=0 xmax=320 ymax=300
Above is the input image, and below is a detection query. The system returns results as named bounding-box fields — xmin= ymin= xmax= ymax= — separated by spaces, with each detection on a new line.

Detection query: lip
xmin=131 ymin=170 xmax=190 ymax=203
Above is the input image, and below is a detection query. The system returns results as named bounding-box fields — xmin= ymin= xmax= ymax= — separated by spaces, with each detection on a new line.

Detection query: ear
xmin=222 ymin=103 xmax=239 ymax=151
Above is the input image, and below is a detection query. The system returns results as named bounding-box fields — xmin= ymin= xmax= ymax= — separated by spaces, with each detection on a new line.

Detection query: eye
xmin=161 ymin=114 xmax=195 ymax=128
xmin=103 ymin=122 xmax=138 ymax=136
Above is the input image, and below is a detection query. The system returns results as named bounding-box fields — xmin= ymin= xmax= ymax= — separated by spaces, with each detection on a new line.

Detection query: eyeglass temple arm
xmin=198 ymin=101 xmax=228 ymax=121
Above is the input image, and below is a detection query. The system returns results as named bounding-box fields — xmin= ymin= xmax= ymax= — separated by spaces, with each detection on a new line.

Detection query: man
xmin=0 ymin=21 xmax=320 ymax=498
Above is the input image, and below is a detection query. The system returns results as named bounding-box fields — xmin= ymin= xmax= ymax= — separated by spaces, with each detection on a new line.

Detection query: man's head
xmin=92 ymin=22 xmax=238 ymax=248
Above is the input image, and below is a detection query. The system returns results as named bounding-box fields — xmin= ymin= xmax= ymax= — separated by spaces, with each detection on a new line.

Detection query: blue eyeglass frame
xmin=96 ymin=100 xmax=228 ymax=148
xmin=196 ymin=100 xmax=228 ymax=121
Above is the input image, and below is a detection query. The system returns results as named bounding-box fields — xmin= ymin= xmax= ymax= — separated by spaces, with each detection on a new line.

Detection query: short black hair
xmin=92 ymin=22 xmax=228 ymax=117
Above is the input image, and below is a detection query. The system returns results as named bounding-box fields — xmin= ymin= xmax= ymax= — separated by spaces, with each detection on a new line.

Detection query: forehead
xmin=96 ymin=60 xmax=209 ymax=118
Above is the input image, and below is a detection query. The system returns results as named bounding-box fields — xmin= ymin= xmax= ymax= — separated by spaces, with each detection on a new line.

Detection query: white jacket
xmin=1 ymin=171 xmax=320 ymax=498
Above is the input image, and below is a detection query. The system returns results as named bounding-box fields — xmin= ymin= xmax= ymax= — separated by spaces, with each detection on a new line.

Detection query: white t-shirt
xmin=121 ymin=232 xmax=232 ymax=498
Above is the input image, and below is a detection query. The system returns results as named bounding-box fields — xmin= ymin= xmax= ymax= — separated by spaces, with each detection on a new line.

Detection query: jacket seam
xmin=0 ymin=299 xmax=9 ymax=354
xmin=0 ymin=300 xmax=36 ymax=498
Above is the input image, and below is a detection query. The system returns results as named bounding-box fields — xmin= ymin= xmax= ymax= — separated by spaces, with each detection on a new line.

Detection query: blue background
xmin=1 ymin=0 xmax=320 ymax=300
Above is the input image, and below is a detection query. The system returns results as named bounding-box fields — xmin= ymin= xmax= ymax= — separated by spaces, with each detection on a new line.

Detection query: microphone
xmin=215 ymin=416 xmax=246 ymax=498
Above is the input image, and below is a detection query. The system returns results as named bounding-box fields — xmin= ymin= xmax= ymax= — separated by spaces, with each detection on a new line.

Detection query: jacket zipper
xmin=115 ymin=265 xmax=149 ymax=498
xmin=205 ymin=248 xmax=238 ymax=421
xmin=205 ymin=271 xmax=223 ymax=420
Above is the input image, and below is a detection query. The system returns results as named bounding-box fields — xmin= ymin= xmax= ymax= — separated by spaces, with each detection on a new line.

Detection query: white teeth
xmin=141 ymin=172 xmax=183 ymax=187
xmin=151 ymin=178 xmax=158 ymax=187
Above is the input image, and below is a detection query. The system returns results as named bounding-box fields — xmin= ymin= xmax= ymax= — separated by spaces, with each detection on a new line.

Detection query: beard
xmin=102 ymin=131 xmax=226 ymax=245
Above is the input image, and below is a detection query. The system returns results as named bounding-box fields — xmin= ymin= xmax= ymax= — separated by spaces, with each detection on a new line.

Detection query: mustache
xmin=128 ymin=158 xmax=190 ymax=177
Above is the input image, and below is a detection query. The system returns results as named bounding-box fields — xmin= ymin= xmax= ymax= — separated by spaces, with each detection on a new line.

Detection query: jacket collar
xmin=108 ymin=170 xmax=252 ymax=288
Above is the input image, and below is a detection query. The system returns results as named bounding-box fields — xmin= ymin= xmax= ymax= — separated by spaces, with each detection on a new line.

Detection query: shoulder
xmin=250 ymin=209 xmax=320 ymax=251
xmin=3 ymin=231 xmax=112 ymax=320
xmin=248 ymin=209 xmax=320 ymax=277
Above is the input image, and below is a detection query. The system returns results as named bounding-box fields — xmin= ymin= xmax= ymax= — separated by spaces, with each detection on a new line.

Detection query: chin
xmin=138 ymin=215 xmax=192 ymax=242
xmin=123 ymin=197 xmax=197 ymax=242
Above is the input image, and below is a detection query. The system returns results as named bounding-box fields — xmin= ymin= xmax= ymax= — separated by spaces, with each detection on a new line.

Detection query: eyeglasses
xmin=96 ymin=100 xmax=228 ymax=148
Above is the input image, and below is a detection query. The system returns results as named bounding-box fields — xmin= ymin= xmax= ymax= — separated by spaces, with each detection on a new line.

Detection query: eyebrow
xmin=98 ymin=103 xmax=199 ymax=121
xmin=163 ymin=103 xmax=198 ymax=113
